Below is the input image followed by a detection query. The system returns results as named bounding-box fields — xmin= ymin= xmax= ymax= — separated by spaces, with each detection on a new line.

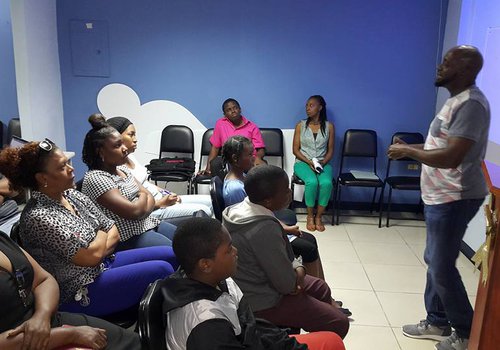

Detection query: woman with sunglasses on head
xmin=105 ymin=116 xmax=213 ymax=219
xmin=0 ymin=141 xmax=176 ymax=317
xmin=0 ymin=231 xmax=141 ymax=350
xmin=82 ymin=114 xmax=178 ymax=251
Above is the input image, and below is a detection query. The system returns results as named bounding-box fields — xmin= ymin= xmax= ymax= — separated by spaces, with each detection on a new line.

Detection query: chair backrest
xmin=198 ymin=128 xmax=214 ymax=171
xmin=201 ymin=128 xmax=214 ymax=156
xmin=159 ymin=125 xmax=194 ymax=158
xmin=210 ymin=176 xmax=225 ymax=221
xmin=9 ymin=221 xmax=23 ymax=247
xmin=385 ymin=132 xmax=425 ymax=177
xmin=138 ymin=279 xmax=166 ymax=350
xmin=339 ymin=129 xmax=378 ymax=175
xmin=342 ymin=129 xmax=378 ymax=157
xmin=391 ymin=132 xmax=424 ymax=149
xmin=260 ymin=128 xmax=284 ymax=168
xmin=0 ymin=121 xmax=4 ymax=147
xmin=6 ymin=118 xmax=21 ymax=145
xmin=75 ymin=178 xmax=84 ymax=192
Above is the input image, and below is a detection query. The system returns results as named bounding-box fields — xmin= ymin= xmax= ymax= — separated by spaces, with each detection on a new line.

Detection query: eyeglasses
xmin=39 ymin=138 xmax=55 ymax=152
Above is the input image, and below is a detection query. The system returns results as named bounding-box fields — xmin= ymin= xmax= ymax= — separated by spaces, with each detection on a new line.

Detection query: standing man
xmin=388 ymin=45 xmax=490 ymax=350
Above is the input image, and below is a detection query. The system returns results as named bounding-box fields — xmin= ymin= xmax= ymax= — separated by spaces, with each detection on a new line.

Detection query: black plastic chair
xmin=210 ymin=176 xmax=225 ymax=221
xmin=9 ymin=221 xmax=23 ymax=247
xmin=335 ymin=129 xmax=383 ymax=225
xmin=260 ymin=128 xmax=284 ymax=168
xmin=148 ymin=125 xmax=195 ymax=194
xmin=138 ymin=279 xmax=166 ymax=350
xmin=378 ymin=132 xmax=424 ymax=227
xmin=6 ymin=118 xmax=21 ymax=145
xmin=0 ymin=121 xmax=4 ymax=148
xmin=192 ymin=128 xmax=214 ymax=194
xmin=75 ymin=178 xmax=83 ymax=192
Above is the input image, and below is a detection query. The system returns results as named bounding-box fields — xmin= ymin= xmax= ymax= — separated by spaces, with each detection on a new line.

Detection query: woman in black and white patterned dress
xmin=82 ymin=114 xmax=177 ymax=251
xmin=0 ymin=141 xmax=176 ymax=317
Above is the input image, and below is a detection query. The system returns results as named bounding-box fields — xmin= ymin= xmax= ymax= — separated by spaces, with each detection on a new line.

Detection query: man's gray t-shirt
xmin=421 ymin=86 xmax=490 ymax=205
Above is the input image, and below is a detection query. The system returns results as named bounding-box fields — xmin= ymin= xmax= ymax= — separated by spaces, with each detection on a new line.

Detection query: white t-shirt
xmin=128 ymin=154 xmax=163 ymax=200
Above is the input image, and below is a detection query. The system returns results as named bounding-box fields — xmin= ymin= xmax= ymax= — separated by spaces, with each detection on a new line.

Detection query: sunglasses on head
xmin=39 ymin=138 xmax=55 ymax=152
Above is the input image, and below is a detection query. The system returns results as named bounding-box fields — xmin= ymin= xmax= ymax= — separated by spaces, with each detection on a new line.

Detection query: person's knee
xmin=305 ymin=177 xmax=319 ymax=187
xmin=316 ymin=331 xmax=346 ymax=350
xmin=430 ymin=264 xmax=459 ymax=286
xmin=319 ymin=179 xmax=333 ymax=191
xmin=333 ymin=315 xmax=350 ymax=339
xmin=301 ymin=246 xmax=319 ymax=263
xmin=307 ymin=277 xmax=332 ymax=301
xmin=147 ymin=261 xmax=175 ymax=278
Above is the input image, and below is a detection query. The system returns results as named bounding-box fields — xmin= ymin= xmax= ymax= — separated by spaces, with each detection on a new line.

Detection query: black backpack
xmin=146 ymin=157 xmax=196 ymax=176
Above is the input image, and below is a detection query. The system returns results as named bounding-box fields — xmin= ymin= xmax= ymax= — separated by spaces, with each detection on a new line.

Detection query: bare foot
xmin=315 ymin=216 xmax=325 ymax=232
xmin=306 ymin=215 xmax=316 ymax=231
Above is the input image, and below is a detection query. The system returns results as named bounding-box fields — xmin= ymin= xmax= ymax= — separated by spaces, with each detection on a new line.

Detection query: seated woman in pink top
xmin=199 ymin=98 xmax=266 ymax=175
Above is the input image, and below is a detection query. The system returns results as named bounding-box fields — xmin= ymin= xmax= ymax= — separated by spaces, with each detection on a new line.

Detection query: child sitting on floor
xmin=163 ymin=217 xmax=345 ymax=350
xmin=223 ymin=165 xmax=350 ymax=338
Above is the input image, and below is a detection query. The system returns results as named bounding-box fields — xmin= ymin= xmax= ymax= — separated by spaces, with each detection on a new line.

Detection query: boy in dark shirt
xmin=163 ymin=217 xmax=345 ymax=350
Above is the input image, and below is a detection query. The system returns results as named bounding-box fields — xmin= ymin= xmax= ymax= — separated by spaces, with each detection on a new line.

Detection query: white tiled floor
xmin=296 ymin=215 xmax=480 ymax=350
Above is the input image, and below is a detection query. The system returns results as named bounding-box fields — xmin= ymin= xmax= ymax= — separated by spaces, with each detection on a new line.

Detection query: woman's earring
xmin=43 ymin=182 xmax=48 ymax=188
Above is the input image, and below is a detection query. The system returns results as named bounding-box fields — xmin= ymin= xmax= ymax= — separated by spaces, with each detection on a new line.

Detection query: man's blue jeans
xmin=424 ymin=198 xmax=483 ymax=339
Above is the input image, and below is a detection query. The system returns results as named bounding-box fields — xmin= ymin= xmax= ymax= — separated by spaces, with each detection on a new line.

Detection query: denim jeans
xmin=423 ymin=198 xmax=483 ymax=339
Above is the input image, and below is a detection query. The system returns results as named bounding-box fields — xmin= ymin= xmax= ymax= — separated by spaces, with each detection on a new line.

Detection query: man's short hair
xmin=172 ymin=217 xmax=225 ymax=274
xmin=244 ymin=165 xmax=288 ymax=203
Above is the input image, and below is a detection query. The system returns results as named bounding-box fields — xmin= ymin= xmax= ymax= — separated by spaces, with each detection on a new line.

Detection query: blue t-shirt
xmin=223 ymin=179 xmax=246 ymax=207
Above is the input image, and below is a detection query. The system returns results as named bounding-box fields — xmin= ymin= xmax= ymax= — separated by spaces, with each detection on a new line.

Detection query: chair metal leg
xmin=378 ymin=183 xmax=386 ymax=228
xmin=386 ymin=187 xmax=393 ymax=227
xmin=290 ymin=181 xmax=295 ymax=210
xmin=336 ymin=184 xmax=342 ymax=225
xmin=330 ymin=182 xmax=336 ymax=226
xmin=369 ymin=188 xmax=378 ymax=213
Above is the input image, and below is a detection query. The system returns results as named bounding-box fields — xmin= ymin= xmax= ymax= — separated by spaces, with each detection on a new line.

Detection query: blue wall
xmin=458 ymin=0 xmax=500 ymax=145
xmin=0 ymin=0 xmax=18 ymax=128
xmin=57 ymin=0 xmax=448 ymax=202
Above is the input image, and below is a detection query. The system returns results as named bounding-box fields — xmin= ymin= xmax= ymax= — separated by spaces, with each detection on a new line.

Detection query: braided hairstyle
xmin=221 ymin=135 xmax=253 ymax=168
xmin=82 ymin=113 xmax=118 ymax=170
xmin=0 ymin=141 xmax=57 ymax=191
xmin=305 ymin=95 xmax=328 ymax=136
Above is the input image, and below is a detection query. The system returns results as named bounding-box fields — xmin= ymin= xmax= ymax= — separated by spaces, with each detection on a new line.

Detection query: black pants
xmin=274 ymin=209 xmax=319 ymax=263
xmin=290 ymin=232 xmax=319 ymax=263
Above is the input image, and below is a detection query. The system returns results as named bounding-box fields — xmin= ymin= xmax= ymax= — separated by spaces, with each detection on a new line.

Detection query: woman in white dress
xmin=106 ymin=116 xmax=213 ymax=219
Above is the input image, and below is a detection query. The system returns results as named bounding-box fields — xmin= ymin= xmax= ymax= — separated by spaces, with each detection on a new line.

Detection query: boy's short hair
xmin=172 ymin=217 xmax=225 ymax=274
xmin=244 ymin=165 xmax=288 ymax=203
